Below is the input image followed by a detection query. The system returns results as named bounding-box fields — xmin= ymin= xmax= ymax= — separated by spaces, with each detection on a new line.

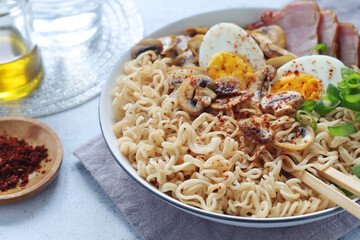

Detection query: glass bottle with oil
xmin=0 ymin=0 xmax=43 ymax=100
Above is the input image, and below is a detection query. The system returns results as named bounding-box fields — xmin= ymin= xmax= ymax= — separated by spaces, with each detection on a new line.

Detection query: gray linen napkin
xmin=74 ymin=135 xmax=360 ymax=240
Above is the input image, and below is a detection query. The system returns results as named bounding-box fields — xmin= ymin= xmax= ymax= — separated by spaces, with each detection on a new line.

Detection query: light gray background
xmin=0 ymin=0 xmax=359 ymax=239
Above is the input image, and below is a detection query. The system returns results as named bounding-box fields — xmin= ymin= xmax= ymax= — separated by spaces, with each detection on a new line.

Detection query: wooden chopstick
xmin=291 ymin=170 xmax=360 ymax=219
xmin=318 ymin=167 xmax=360 ymax=197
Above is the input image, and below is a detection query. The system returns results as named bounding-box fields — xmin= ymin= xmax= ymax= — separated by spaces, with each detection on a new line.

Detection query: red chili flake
xmin=0 ymin=135 xmax=49 ymax=192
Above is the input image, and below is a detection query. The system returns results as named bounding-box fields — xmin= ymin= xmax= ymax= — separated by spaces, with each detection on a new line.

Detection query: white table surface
xmin=1 ymin=0 xmax=360 ymax=239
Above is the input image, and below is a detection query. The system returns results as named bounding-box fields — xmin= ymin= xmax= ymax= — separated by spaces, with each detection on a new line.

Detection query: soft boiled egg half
xmin=269 ymin=55 xmax=345 ymax=100
xmin=199 ymin=23 xmax=266 ymax=85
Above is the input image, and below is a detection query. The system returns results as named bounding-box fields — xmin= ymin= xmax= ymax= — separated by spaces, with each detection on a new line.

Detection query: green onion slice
xmin=300 ymin=99 xmax=316 ymax=112
xmin=340 ymin=92 xmax=360 ymax=111
xmin=346 ymin=73 xmax=360 ymax=90
xmin=328 ymin=123 xmax=357 ymax=136
xmin=314 ymin=94 xmax=341 ymax=115
xmin=338 ymin=80 xmax=351 ymax=94
xmin=295 ymin=110 xmax=318 ymax=131
xmin=355 ymin=112 xmax=360 ymax=124
xmin=326 ymin=83 xmax=342 ymax=100
xmin=341 ymin=67 xmax=357 ymax=80
xmin=351 ymin=164 xmax=360 ymax=179
xmin=339 ymin=186 xmax=354 ymax=197
xmin=310 ymin=43 xmax=327 ymax=55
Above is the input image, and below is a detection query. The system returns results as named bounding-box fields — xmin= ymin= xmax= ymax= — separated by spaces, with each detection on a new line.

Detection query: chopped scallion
xmin=314 ymin=94 xmax=341 ymax=115
xmin=295 ymin=110 xmax=318 ymax=131
xmin=355 ymin=112 xmax=360 ymax=124
xmin=310 ymin=43 xmax=327 ymax=55
xmin=340 ymin=92 xmax=360 ymax=111
xmin=328 ymin=123 xmax=357 ymax=136
xmin=351 ymin=165 xmax=360 ymax=179
xmin=300 ymin=99 xmax=316 ymax=112
xmin=341 ymin=67 xmax=357 ymax=80
xmin=326 ymin=83 xmax=341 ymax=101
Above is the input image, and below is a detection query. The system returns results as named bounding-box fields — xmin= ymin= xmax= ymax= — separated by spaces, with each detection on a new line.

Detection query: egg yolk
xmin=270 ymin=73 xmax=324 ymax=100
xmin=207 ymin=51 xmax=254 ymax=84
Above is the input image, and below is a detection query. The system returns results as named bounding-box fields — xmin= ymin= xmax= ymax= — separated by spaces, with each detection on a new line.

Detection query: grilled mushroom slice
xmin=249 ymin=65 xmax=277 ymax=101
xmin=238 ymin=116 xmax=274 ymax=143
xmin=158 ymin=34 xmax=177 ymax=55
xmin=213 ymin=76 xmax=247 ymax=96
xmin=193 ymin=87 xmax=217 ymax=107
xmin=177 ymin=75 xmax=216 ymax=116
xmin=174 ymin=50 xmax=198 ymax=66
xmin=166 ymin=66 xmax=206 ymax=89
xmin=265 ymin=55 xmax=296 ymax=69
xmin=166 ymin=66 xmax=206 ymax=77
xmin=131 ymin=39 xmax=163 ymax=58
xmin=185 ymin=27 xmax=209 ymax=37
xmin=274 ymin=125 xmax=315 ymax=150
xmin=211 ymin=92 xmax=254 ymax=110
xmin=188 ymin=34 xmax=204 ymax=56
xmin=250 ymin=32 xmax=296 ymax=59
xmin=260 ymin=91 xmax=304 ymax=117
xmin=251 ymin=25 xmax=286 ymax=48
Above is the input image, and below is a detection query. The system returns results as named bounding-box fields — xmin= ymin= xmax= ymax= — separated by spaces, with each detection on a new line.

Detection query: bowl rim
xmin=99 ymin=7 xmax=359 ymax=227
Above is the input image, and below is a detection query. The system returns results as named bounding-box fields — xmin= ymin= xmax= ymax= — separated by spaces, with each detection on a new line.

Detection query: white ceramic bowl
xmin=99 ymin=8 xmax=350 ymax=227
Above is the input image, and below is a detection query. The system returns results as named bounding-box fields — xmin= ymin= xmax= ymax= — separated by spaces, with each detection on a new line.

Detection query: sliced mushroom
xmin=238 ymin=116 xmax=274 ymax=143
xmin=212 ymin=76 xmax=247 ymax=96
xmin=158 ymin=34 xmax=177 ymax=55
xmin=177 ymin=74 xmax=216 ymax=116
xmin=251 ymin=25 xmax=286 ymax=48
xmin=274 ymin=125 xmax=315 ymax=150
xmin=211 ymin=92 xmax=254 ymax=110
xmin=131 ymin=39 xmax=163 ymax=58
xmin=260 ymin=91 xmax=304 ymax=117
xmin=174 ymin=50 xmax=198 ymax=66
xmin=176 ymin=35 xmax=190 ymax=52
xmin=166 ymin=72 xmax=189 ymax=89
xmin=249 ymin=65 xmax=277 ymax=102
xmin=193 ymin=87 xmax=217 ymax=107
xmin=265 ymin=55 xmax=296 ymax=69
xmin=166 ymin=66 xmax=206 ymax=77
xmin=251 ymin=32 xmax=296 ymax=59
xmin=188 ymin=34 xmax=204 ymax=56
xmin=163 ymin=35 xmax=190 ymax=60
xmin=166 ymin=66 xmax=206 ymax=89
xmin=185 ymin=27 xmax=209 ymax=37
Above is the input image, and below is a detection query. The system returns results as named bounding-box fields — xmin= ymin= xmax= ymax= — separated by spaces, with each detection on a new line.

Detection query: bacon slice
xmin=255 ymin=1 xmax=320 ymax=57
xmin=337 ymin=23 xmax=360 ymax=67
xmin=318 ymin=9 xmax=338 ymax=57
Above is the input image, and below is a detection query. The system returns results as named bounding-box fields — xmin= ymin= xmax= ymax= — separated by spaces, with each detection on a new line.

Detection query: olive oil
xmin=0 ymin=28 xmax=43 ymax=100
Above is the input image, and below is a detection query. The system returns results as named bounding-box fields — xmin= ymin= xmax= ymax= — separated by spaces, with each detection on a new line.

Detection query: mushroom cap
xmin=238 ymin=116 xmax=274 ymax=143
xmin=188 ymin=34 xmax=204 ymax=56
xmin=158 ymin=34 xmax=177 ymax=55
xmin=265 ymin=55 xmax=296 ymax=69
xmin=131 ymin=38 xmax=163 ymax=58
xmin=274 ymin=125 xmax=315 ymax=150
xmin=177 ymin=74 xmax=215 ymax=116
xmin=251 ymin=25 xmax=287 ymax=49
xmin=211 ymin=92 xmax=254 ymax=110
xmin=213 ymin=76 xmax=247 ymax=96
xmin=260 ymin=91 xmax=304 ymax=117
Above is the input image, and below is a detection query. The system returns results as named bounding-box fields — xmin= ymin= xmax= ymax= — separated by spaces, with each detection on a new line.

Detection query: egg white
xmin=270 ymin=55 xmax=346 ymax=93
xmin=199 ymin=22 xmax=266 ymax=71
